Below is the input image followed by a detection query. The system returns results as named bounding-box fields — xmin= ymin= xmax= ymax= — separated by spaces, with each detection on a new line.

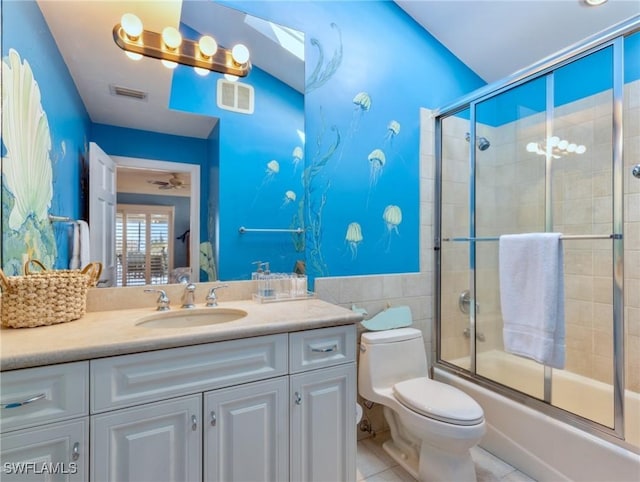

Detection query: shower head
xmin=465 ymin=132 xmax=491 ymax=151
xmin=477 ymin=137 xmax=490 ymax=151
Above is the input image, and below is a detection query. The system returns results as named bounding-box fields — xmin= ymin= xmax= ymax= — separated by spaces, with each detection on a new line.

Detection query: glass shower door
xmin=474 ymin=76 xmax=548 ymax=400
xmin=472 ymin=46 xmax=617 ymax=428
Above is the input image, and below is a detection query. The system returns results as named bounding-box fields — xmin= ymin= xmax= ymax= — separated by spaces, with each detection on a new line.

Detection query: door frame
xmin=112 ymin=156 xmax=200 ymax=280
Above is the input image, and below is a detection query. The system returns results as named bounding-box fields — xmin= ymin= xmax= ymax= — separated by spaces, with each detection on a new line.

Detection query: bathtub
xmin=435 ymin=350 xmax=640 ymax=482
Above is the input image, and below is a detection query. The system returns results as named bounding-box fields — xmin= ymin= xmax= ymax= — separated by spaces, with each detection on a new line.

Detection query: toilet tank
xmin=359 ymin=328 xmax=428 ymax=397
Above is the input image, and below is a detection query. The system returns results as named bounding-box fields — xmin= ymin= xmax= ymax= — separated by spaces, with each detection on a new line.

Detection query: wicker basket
xmin=0 ymin=260 xmax=102 ymax=328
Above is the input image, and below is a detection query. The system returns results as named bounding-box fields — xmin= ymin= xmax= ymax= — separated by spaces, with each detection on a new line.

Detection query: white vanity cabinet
xmin=0 ymin=362 xmax=89 ymax=481
xmin=289 ymin=325 xmax=357 ymax=482
xmin=1 ymin=322 xmax=357 ymax=482
xmin=204 ymin=377 xmax=289 ymax=481
xmin=90 ymin=394 xmax=202 ymax=482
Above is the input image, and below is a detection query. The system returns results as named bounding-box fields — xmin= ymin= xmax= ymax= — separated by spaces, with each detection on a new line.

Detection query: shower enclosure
xmin=434 ymin=18 xmax=639 ymax=453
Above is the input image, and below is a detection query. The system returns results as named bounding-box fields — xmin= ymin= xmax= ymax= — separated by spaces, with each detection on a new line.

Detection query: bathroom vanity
xmin=0 ymin=296 xmax=360 ymax=482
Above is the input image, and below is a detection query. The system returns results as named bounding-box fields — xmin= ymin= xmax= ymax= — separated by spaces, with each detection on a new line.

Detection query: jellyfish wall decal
xmin=345 ymin=222 xmax=363 ymax=259
xmin=382 ymin=204 xmax=402 ymax=251
xmin=282 ymin=190 xmax=297 ymax=207
xmin=292 ymin=146 xmax=303 ymax=170
xmin=368 ymin=148 xmax=386 ymax=187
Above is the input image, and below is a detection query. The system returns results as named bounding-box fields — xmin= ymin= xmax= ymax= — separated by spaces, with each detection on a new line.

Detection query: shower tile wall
xmin=624 ymin=79 xmax=640 ymax=394
xmin=436 ymin=82 xmax=639 ymax=393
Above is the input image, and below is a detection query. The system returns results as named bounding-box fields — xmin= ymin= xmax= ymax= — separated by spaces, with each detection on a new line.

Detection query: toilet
xmin=359 ymin=327 xmax=485 ymax=482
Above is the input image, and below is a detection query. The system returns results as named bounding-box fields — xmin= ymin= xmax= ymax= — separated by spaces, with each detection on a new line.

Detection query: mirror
xmin=1 ymin=0 xmax=304 ymax=286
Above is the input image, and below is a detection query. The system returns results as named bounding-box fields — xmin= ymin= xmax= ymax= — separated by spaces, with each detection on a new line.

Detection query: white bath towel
xmin=76 ymin=220 xmax=91 ymax=268
xmin=69 ymin=222 xmax=81 ymax=269
xmin=499 ymin=233 xmax=565 ymax=369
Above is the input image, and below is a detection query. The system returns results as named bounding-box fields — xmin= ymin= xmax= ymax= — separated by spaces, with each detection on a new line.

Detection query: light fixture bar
xmin=113 ymin=24 xmax=251 ymax=77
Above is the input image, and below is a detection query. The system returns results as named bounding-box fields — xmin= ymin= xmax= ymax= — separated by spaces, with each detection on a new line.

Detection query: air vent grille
xmin=109 ymin=84 xmax=148 ymax=101
xmin=216 ymin=79 xmax=254 ymax=114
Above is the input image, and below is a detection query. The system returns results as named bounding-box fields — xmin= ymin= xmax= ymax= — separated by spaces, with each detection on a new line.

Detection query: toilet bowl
xmin=359 ymin=328 xmax=485 ymax=482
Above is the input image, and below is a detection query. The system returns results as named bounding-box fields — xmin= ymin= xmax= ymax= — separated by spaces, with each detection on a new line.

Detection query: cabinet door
xmin=290 ymin=364 xmax=357 ymax=482
xmin=204 ymin=377 xmax=288 ymax=482
xmin=0 ymin=418 xmax=88 ymax=482
xmin=91 ymin=394 xmax=201 ymax=482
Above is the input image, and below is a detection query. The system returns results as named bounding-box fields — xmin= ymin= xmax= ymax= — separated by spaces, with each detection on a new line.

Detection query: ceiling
xmin=395 ymin=0 xmax=639 ymax=83
xmin=37 ymin=0 xmax=639 ymax=140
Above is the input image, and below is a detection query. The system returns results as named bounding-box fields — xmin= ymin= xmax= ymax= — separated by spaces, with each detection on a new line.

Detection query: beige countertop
xmin=0 ymin=298 xmax=362 ymax=371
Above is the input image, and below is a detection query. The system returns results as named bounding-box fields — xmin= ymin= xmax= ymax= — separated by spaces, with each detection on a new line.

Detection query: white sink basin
xmin=135 ymin=308 xmax=248 ymax=329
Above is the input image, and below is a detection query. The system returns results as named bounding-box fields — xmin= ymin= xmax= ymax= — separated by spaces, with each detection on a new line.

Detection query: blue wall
xmin=2 ymin=0 xmax=487 ymax=282
xmin=222 ymin=0 xmax=486 ymax=281
xmin=1 ymin=0 xmax=91 ymax=273
xmin=171 ymin=59 xmax=304 ymax=280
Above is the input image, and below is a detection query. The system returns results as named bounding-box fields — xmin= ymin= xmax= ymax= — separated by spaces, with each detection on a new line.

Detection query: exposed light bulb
xmin=548 ymin=136 xmax=560 ymax=147
xmin=557 ymin=139 xmax=569 ymax=150
xmin=194 ymin=67 xmax=209 ymax=77
xmin=125 ymin=51 xmax=143 ymax=61
xmin=161 ymin=59 xmax=178 ymax=70
xmin=231 ymin=44 xmax=250 ymax=64
xmin=567 ymin=143 xmax=577 ymax=153
xmin=576 ymin=145 xmax=587 ymax=154
xmin=199 ymin=36 xmax=218 ymax=58
xmin=162 ymin=26 xmax=182 ymax=50
xmin=121 ymin=13 xmax=143 ymax=40
xmin=224 ymin=74 xmax=239 ymax=82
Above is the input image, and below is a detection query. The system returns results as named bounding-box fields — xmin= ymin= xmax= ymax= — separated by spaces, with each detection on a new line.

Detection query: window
xmin=116 ymin=204 xmax=174 ymax=286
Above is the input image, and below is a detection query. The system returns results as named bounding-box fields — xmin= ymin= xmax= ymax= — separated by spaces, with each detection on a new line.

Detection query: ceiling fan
xmin=146 ymin=173 xmax=190 ymax=190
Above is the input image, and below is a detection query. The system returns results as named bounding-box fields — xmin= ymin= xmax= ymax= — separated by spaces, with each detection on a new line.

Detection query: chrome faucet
xmin=206 ymin=284 xmax=229 ymax=307
xmin=144 ymin=289 xmax=170 ymax=311
xmin=181 ymin=283 xmax=197 ymax=309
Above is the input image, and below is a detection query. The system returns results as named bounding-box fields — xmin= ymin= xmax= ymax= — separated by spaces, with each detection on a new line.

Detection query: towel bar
xmin=442 ymin=233 xmax=621 ymax=242
xmin=239 ymin=226 xmax=303 ymax=234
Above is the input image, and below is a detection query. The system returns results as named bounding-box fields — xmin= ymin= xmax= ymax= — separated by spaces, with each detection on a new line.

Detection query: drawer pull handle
xmin=311 ymin=344 xmax=338 ymax=353
xmin=210 ymin=411 xmax=217 ymax=427
xmin=72 ymin=442 xmax=80 ymax=461
xmin=294 ymin=392 xmax=302 ymax=405
xmin=191 ymin=415 xmax=197 ymax=431
xmin=2 ymin=393 xmax=46 ymax=409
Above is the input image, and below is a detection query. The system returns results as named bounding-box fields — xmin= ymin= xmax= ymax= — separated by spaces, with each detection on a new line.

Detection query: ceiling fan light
xmin=162 ymin=26 xmax=182 ymax=50
xmin=121 ymin=13 xmax=143 ymax=40
xmin=231 ymin=44 xmax=250 ymax=65
xmin=199 ymin=35 xmax=218 ymax=58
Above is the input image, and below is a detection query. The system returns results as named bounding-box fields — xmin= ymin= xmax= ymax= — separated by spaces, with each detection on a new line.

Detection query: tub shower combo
xmin=433 ymin=17 xmax=640 ymax=481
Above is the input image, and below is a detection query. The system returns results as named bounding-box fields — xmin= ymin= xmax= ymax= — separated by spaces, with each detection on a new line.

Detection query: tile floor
xmin=357 ymin=432 xmax=536 ymax=482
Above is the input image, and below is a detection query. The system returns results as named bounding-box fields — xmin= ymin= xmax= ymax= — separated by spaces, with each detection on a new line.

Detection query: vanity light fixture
xmin=526 ymin=136 xmax=586 ymax=159
xmin=113 ymin=13 xmax=251 ymax=76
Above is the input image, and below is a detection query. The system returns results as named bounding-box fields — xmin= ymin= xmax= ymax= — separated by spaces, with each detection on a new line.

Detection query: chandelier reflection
xmin=526 ymin=136 xmax=586 ymax=159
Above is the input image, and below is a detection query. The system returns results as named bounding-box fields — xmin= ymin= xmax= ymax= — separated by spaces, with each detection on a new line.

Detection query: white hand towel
xmin=69 ymin=222 xmax=81 ymax=269
xmin=499 ymin=233 xmax=565 ymax=369
xmin=77 ymin=220 xmax=91 ymax=268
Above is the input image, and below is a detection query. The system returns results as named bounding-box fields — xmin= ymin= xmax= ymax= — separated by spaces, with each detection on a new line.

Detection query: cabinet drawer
xmin=91 ymin=334 xmax=288 ymax=413
xmin=0 ymin=362 xmax=89 ymax=433
xmin=289 ymin=325 xmax=356 ymax=373
xmin=1 ymin=417 xmax=88 ymax=482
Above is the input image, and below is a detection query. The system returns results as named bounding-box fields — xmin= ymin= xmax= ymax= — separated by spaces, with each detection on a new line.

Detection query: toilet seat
xmin=393 ymin=378 xmax=484 ymax=426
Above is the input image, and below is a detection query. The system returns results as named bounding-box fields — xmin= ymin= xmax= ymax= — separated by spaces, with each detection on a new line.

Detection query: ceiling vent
xmin=216 ymin=79 xmax=254 ymax=114
xmin=109 ymin=84 xmax=148 ymax=101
